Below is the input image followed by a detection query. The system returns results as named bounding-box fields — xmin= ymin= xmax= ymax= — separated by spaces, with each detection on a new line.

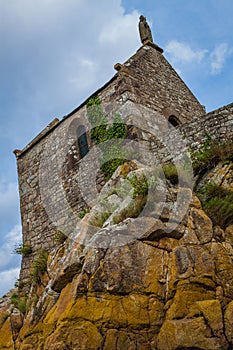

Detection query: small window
xmin=77 ymin=125 xmax=89 ymax=158
xmin=168 ymin=115 xmax=180 ymax=128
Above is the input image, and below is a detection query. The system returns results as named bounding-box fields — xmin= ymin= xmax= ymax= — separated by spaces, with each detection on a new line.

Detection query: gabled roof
xmin=14 ymin=42 xmax=205 ymax=158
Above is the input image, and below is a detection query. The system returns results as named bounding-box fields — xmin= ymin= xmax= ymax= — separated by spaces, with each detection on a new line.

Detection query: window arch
xmin=168 ymin=115 xmax=180 ymax=128
xmin=77 ymin=125 xmax=89 ymax=158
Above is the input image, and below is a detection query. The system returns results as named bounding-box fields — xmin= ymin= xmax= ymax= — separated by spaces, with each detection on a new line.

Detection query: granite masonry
xmin=14 ymin=41 xmax=233 ymax=286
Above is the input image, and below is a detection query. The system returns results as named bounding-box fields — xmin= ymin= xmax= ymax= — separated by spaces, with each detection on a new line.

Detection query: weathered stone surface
xmin=197 ymin=162 xmax=233 ymax=192
xmin=225 ymin=224 xmax=233 ymax=245
xmin=14 ymin=42 xmax=233 ymax=286
xmin=0 ymin=318 xmax=14 ymax=349
xmin=6 ymin=31 xmax=233 ymax=349
xmin=157 ymin=317 xmax=227 ymax=350
xmin=224 ymin=300 xmax=233 ymax=343
xmin=43 ymin=321 xmax=103 ymax=350
xmin=2 ymin=189 xmax=233 ymax=349
xmin=190 ymin=207 xmax=213 ymax=244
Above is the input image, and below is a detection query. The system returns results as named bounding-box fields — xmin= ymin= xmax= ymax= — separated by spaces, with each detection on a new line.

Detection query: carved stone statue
xmin=139 ymin=15 xmax=153 ymax=44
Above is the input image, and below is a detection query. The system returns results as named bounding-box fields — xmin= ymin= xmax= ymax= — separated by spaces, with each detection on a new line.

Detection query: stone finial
xmin=114 ymin=63 xmax=123 ymax=71
xmin=139 ymin=15 xmax=153 ymax=44
xmin=13 ymin=149 xmax=22 ymax=157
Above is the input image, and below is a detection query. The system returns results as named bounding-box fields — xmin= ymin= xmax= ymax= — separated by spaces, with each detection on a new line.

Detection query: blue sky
xmin=0 ymin=0 xmax=233 ymax=296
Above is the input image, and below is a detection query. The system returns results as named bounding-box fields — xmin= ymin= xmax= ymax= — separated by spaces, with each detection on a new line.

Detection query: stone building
xmin=14 ymin=22 xmax=233 ymax=284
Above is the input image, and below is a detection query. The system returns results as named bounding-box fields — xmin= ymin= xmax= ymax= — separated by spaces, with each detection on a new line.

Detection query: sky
xmin=0 ymin=0 xmax=233 ymax=296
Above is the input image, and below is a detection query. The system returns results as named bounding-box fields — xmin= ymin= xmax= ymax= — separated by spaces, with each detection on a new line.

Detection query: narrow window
xmin=77 ymin=125 xmax=89 ymax=158
xmin=168 ymin=115 xmax=180 ymax=128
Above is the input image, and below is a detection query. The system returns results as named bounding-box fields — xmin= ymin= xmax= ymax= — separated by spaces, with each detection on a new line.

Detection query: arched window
xmin=168 ymin=115 xmax=180 ymax=128
xmin=77 ymin=125 xmax=89 ymax=158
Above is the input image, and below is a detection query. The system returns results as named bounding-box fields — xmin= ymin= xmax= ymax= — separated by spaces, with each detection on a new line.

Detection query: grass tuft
xmin=199 ymin=183 xmax=233 ymax=229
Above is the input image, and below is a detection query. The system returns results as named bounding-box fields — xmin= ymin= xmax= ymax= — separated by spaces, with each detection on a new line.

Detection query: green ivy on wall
xmin=87 ymin=96 xmax=127 ymax=179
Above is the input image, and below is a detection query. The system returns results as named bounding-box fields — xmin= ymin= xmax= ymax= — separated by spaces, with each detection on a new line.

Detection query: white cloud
xmin=164 ymin=39 xmax=233 ymax=78
xmin=210 ymin=43 xmax=233 ymax=75
xmin=99 ymin=10 xmax=139 ymax=46
xmin=67 ymin=57 xmax=98 ymax=90
xmin=0 ymin=268 xmax=20 ymax=297
xmin=165 ymin=40 xmax=208 ymax=64
xmin=0 ymin=224 xmax=22 ymax=269
xmin=0 ymin=181 xmax=19 ymax=234
xmin=0 ymin=181 xmax=18 ymax=212
xmin=0 ymin=223 xmax=21 ymax=295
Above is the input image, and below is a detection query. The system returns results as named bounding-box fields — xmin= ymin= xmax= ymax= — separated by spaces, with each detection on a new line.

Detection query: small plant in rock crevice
xmin=191 ymin=136 xmax=233 ymax=175
xmin=162 ymin=164 xmax=179 ymax=185
xmin=198 ymin=182 xmax=233 ymax=230
xmin=10 ymin=292 xmax=27 ymax=315
xmin=112 ymin=195 xmax=147 ymax=225
xmin=88 ymin=211 xmax=110 ymax=228
xmin=128 ymin=173 xmax=149 ymax=199
xmin=30 ymin=249 xmax=49 ymax=283
xmin=13 ymin=243 xmax=32 ymax=255
xmin=79 ymin=208 xmax=90 ymax=219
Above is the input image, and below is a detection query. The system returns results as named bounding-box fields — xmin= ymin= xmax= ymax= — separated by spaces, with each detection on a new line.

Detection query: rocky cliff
xmin=0 ymin=158 xmax=233 ymax=350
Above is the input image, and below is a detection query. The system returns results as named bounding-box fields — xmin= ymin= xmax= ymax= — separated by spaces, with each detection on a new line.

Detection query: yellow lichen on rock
xmin=0 ymin=318 xmax=14 ymax=349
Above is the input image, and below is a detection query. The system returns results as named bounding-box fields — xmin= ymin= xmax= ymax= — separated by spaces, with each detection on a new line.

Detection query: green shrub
xmin=129 ymin=173 xmax=148 ymax=199
xmin=10 ymin=292 xmax=27 ymax=314
xmin=200 ymin=183 xmax=233 ymax=229
xmin=87 ymin=97 xmax=127 ymax=179
xmin=162 ymin=164 xmax=179 ymax=185
xmin=14 ymin=243 xmax=32 ymax=255
xmin=30 ymin=249 xmax=49 ymax=283
xmin=88 ymin=211 xmax=110 ymax=228
xmin=14 ymin=279 xmax=24 ymax=289
xmin=112 ymin=195 xmax=147 ymax=225
xmin=101 ymin=157 xmax=127 ymax=180
xmin=191 ymin=139 xmax=233 ymax=175
xmin=79 ymin=209 xmax=90 ymax=219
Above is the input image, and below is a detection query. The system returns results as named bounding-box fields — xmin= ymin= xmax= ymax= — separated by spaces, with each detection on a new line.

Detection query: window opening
xmin=77 ymin=125 xmax=89 ymax=158
xmin=168 ymin=115 xmax=180 ymax=128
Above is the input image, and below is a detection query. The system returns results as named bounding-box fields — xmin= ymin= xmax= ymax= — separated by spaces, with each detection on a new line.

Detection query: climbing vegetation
xmin=87 ymin=96 xmax=127 ymax=179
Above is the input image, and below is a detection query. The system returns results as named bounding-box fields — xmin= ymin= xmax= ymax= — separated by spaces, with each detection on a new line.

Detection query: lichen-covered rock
xmin=1 ymin=162 xmax=233 ymax=349
xmin=224 ymin=300 xmax=233 ymax=343
xmin=157 ymin=317 xmax=227 ymax=350
xmin=0 ymin=318 xmax=15 ymax=349
xmin=196 ymin=162 xmax=233 ymax=193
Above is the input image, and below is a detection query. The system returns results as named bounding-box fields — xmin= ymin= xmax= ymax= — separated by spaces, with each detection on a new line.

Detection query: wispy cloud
xmin=0 ymin=268 xmax=20 ymax=297
xmin=165 ymin=40 xmax=208 ymax=64
xmin=0 ymin=181 xmax=20 ymax=237
xmin=0 ymin=224 xmax=21 ymax=296
xmin=165 ymin=40 xmax=233 ymax=77
xmin=98 ymin=10 xmax=139 ymax=46
xmin=0 ymin=181 xmax=18 ymax=214
xmin=0 ymin=224 xmax=22 ymax=270
xmin=210 ymin=43 xmax=233 ymax=75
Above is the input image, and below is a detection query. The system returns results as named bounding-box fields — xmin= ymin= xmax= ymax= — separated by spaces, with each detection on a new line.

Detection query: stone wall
xmin=14 ymin=44 xmax=232 ymax=284
xmin=121 ymin=44 xmax=205 ymax=123
xmin=151 ymin=102 xmax=233 ymax=163
xmin=16 ymin=100 xmax=233 ymax=283
xmin=16 ymin=76 xmax=126 ymax=282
